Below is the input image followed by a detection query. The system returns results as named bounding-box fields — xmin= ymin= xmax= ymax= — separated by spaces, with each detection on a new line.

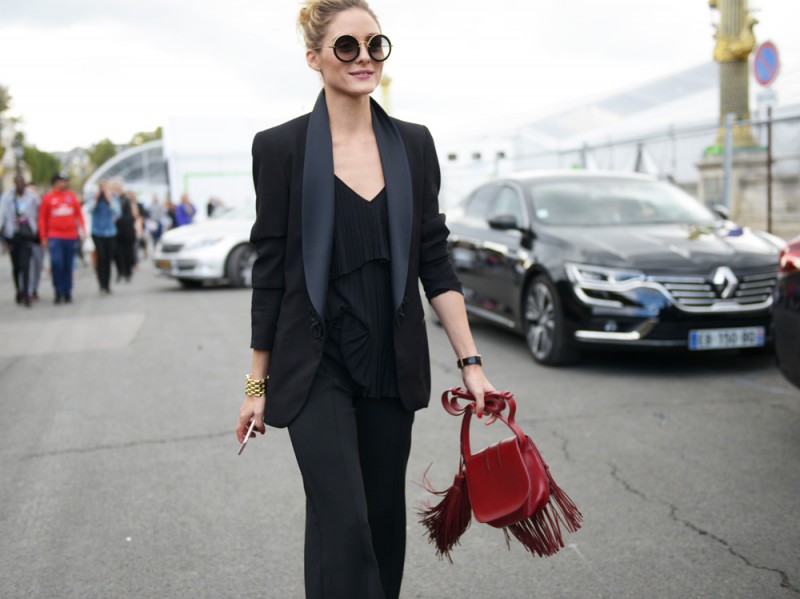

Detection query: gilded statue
xmin=711 ymin=1 xmax=758 ymax=63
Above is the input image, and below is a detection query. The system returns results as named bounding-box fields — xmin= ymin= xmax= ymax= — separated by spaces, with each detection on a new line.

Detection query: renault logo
xmin=712 ymin=266 xmax=738 ymax=299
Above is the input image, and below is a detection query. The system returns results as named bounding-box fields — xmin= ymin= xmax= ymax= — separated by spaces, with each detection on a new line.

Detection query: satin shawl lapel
xmin=302 ymin=92 xmax=335 ymax=320
xmin=371 ymin=98 xmax=412 ymax=312
xmin=301 ymin=92 xmax=413 ymax=319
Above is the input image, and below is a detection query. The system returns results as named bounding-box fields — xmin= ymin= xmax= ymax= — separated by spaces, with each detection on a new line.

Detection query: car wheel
xmin=524 ymin=276 xmax=578 ymax=365
xmin=226 ymin=244 xmax=256 ymax=288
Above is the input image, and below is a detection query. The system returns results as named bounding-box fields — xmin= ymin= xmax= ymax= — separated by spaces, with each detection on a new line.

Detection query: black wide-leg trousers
xmin=93 ymin=234 xmax=115 ymax=291
xmin=288 ymin=353 xmax=414 ymax=599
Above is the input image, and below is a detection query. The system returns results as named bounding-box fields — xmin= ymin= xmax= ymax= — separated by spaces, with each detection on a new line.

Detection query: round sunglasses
xmin=324 ymin=34 xmax=392 ymax=63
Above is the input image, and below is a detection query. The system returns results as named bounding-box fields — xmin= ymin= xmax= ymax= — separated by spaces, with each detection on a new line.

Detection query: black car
xmin=774 ymin=235 xmax=800 ymax=389
xmin=446 ymin=171 xmax=784 ymax=365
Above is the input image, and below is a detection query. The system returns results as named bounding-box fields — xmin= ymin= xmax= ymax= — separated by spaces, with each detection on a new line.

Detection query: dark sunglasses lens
xmin=333 ymin=35 xmax=359 ymax=61
xmin=368 ymin=35 xmax=391 ymax=61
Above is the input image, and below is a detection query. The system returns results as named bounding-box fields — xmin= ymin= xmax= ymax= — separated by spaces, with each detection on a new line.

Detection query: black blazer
xmin=250 ymin=101 xmax=460 ymax=428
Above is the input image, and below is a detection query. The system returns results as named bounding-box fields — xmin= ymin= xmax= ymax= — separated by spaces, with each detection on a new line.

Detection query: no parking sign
xmin=754 ymin=41 xmax=780 ymax=87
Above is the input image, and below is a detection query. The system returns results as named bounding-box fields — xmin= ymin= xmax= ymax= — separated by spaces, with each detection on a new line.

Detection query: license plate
xmin=155 ymin=259 xmax=171 ymax=269
xmin=688 ymin=326 xmax=765 ymax=351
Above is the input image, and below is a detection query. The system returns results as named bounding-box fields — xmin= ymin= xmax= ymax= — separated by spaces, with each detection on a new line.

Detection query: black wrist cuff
xmin=457 ymin=355 xmax=482 ymax=369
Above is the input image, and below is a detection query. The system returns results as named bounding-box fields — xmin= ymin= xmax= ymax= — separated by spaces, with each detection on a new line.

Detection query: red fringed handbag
xmin=418 ymin=388 xmax=582 ymax=561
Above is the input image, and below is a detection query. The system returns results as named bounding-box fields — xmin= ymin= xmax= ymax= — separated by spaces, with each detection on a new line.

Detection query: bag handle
xmin=440 ymin=387 xmax=526 ymax=460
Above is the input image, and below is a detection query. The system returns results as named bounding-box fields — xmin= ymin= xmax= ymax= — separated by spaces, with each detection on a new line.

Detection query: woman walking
xmin=88 ymin=180 xmax=120 ymax=294
xmin=236 ymin=2 xmax=494 ymax=598
xmin=113 ymin=182 xmax=137 ymax=282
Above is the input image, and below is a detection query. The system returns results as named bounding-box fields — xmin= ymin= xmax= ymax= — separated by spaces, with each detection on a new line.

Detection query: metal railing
xmin=503 ymin=113 xmax=800 ymax=182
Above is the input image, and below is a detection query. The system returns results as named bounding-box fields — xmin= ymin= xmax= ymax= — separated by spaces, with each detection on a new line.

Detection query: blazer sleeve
xmin=249 ymin=131 xmax=289 ymax=350
xmin=418 ymin=127 xmax=462 ymax=301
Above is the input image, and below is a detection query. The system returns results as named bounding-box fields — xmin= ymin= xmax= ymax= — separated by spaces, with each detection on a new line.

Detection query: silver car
xmin=153 ymin=205 xmax=256 ymax=288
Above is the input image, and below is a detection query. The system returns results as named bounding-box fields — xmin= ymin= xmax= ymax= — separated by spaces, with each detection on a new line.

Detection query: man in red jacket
xmin=39 ymin=173 xmax=86 ymax=304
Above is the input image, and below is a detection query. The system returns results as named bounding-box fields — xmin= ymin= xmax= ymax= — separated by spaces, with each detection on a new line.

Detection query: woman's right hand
xmin=236 ymin=395 xmax=267 ymax=443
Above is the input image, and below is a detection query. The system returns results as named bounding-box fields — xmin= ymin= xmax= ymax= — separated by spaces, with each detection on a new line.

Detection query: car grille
xmin=649 ymin=267 xmax=777 ymax=312
xmin=160 ymin=243 xmax=184 ymax=253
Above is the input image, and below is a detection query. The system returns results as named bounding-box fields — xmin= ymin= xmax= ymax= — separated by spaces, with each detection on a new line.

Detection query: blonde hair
xmin=297 ymin=0 xmax=380 ymax=50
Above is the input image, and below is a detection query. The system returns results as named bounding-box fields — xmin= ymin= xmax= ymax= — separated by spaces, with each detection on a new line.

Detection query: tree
xmin=88 ymin=138 xmax=117 ymax=170
xmin=23 ymin=145 xmax=61 ymax=186
xmin=130 ymin=126 xmax=162 ymax=146
xmin=0 ymin=85 xmax=10 ymax=163
xmin=0 ymin=85 xmax=10 ymax=114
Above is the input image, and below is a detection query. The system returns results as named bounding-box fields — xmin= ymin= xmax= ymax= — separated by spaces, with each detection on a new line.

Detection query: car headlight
xmin=565 ymin=263 xmax=645 ymax=287
xmin=565 ymin=263 xmax=647 ymax=308
xmin=185 ymin=237 xmax=224 ymax=250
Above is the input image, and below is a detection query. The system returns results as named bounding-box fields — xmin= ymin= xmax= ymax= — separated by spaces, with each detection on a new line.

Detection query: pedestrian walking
xmin=26 ymin=185 xmax=44 ymax=302
xmin=165 ymin=198 xmax=178 ymax=230
xmin=134 ymin=193 xmax=148 ymax=259
xmin=235 ymin=2 xmax=494 ymax=598
xmin=111 ymin=180 xmax=136 ymax=282
xmin=175 ymin=193 xmax=196 ymax=226
xmin=0 ymin=175 xmax=41 ymax=306
xmin=28 ymin=241 xmax=44 ymax=301
xmin=38 ymin=173 xmax=85 ymax=304
xmin=147 ymin=194 xmax=165 ymax=249
xmin=88 ymin=180 xmax=120 ymax=294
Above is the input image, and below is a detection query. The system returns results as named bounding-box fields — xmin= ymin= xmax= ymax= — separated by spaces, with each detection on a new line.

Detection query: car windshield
xmin=528 ymin=177 xmax=716 ymax=226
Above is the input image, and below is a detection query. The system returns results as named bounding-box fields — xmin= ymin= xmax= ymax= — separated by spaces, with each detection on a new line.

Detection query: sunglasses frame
xmin=325 ymin=33 xmax=392 ymax=63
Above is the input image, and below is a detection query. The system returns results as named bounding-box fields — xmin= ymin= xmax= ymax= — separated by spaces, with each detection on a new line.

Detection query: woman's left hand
xmin=461 ymin=366 xmax=497 ymax=425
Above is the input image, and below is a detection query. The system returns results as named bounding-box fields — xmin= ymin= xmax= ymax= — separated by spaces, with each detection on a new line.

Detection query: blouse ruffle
xmin=325 ymin=176 xmax=399 ymax=399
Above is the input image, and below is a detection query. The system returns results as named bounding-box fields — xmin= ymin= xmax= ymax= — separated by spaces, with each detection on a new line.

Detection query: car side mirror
xmin=711 ymin=204 xmax=730 ymax=220
xmin=488 ymin=213 xmax=520 ymax=231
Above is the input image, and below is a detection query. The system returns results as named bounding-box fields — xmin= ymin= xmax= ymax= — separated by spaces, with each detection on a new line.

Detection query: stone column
xmin=712 ymin=0 xmax=757 ymax=147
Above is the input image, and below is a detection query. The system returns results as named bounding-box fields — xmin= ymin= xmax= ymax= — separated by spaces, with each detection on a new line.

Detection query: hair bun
xmin=297 ymin=4 xmax=311 ymax=27
xmin=297 ymin=0 xmax=379 ymax=50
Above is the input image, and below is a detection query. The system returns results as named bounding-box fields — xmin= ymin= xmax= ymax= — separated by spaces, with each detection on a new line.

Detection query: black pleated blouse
xmin=325 ymin=176 xmax=399 ymax=399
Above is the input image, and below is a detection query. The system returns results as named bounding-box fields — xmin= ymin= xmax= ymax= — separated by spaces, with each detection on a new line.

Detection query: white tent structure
xmin=82 ymin=140 xmax=169 ymax=203
xmin=83 ymin=116 xmax=273 ymax=221
xmin=162 ymin=115 xmax=271 ymax=218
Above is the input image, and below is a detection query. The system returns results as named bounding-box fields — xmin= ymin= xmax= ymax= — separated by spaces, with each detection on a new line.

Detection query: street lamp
xmin=11 ymin=134 xmax=24 ymax=177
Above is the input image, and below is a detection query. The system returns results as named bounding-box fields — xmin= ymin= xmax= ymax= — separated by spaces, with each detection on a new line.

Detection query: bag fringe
xmin=545 ymin=465 xmax=583 ymax=533
xmin=504 ymin=468 xmax=583 ymax=557
xmin=416 ymin=465 xmax=472 ymax=563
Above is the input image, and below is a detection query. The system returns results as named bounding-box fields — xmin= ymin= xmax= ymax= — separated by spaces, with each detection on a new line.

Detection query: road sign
xmin=754 ymin=41 xmax=780 ymax=87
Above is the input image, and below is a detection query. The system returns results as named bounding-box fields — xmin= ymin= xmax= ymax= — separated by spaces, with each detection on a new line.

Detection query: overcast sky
xmin=2 ymin=0 xmax=798 ymax=152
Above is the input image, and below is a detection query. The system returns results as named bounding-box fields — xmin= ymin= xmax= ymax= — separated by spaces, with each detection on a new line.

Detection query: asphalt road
xmin=0 ymin=254 xmax=798 ymax=599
